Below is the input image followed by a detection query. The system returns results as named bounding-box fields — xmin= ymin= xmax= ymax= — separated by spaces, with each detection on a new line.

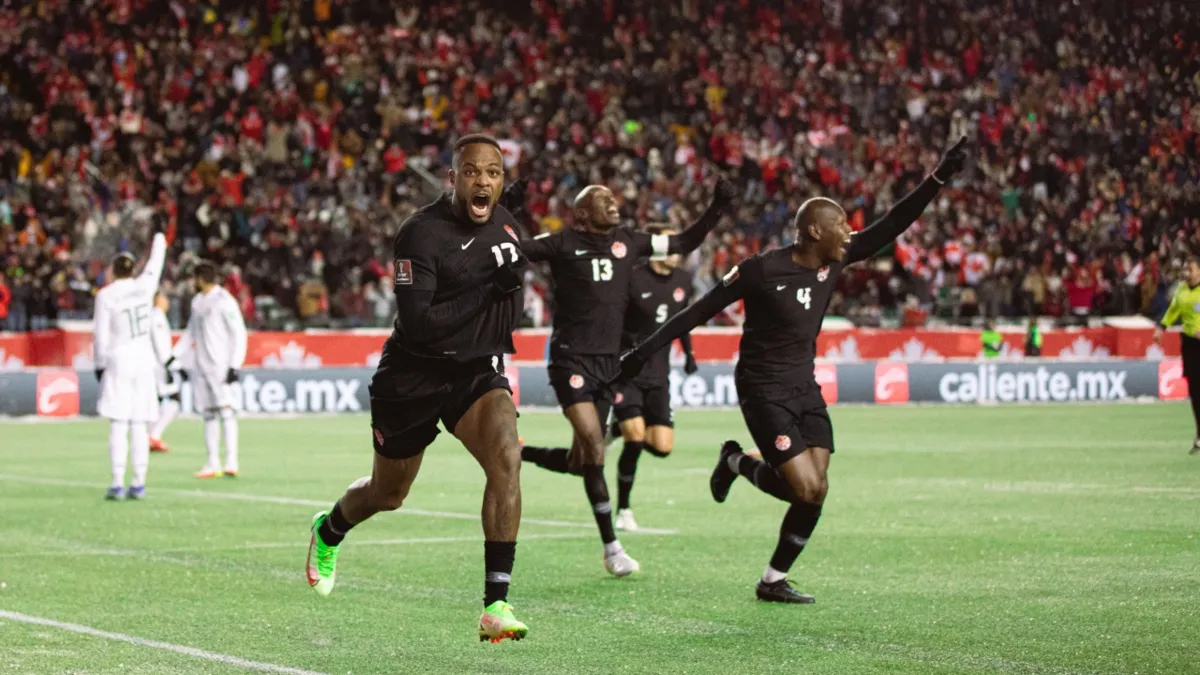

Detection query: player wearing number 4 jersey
xmin=621 ymin=137 xmax=969 ymax=603
xmin=93 ymin=232 xmax=168 ymax=501
xmin=305 ymin=135 xmax=529 ymax=643
xmin=516 ymin=178 xmax=736 ymax=577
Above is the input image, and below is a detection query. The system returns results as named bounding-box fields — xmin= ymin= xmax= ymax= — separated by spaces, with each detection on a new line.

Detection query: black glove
xmin=617 ymin=348 xmax=648 ymax=384
xmin=179 ymin=369 xmax=190 ymax=382
xmin=933 ymin=135 xmax=969 ymax=183
xmin=225 ymin=368 xmax=240 ymax=384
xmin=712 ymin=177 xmax=738 ymax=209
xmin=491 ymin=254 xmax=528 ymax=296
xmin=94 ymin=368 xmax=104 ymax=382
xmin=165 ymin=367 xmax=176 ymax=385
xmin=684 ymin=353 xmax=698 ymax=375
xmin=499 ymin=179 xmax=527 ymax=213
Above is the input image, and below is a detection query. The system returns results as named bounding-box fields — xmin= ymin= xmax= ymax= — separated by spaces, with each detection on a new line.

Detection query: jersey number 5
xmin=796 ymin=287 xmax=812 ymax=310
xmin=491 ymin=243 xmax=519 ymax=266
xmin=122 ymin=305 xmax=150 ymax=338
xmin=655 ymin=303 xmax=668 ymax=323
xmin=591 ymin=258 xmax=613 ymax=282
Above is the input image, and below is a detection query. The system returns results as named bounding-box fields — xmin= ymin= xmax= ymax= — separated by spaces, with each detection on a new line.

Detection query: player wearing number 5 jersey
xmin=305 ymin=135 xmax=531 ymax=643
xmin=621 ymin=137 xmax=969 ymax=604
xmin=172 ymin=262 xmax=248 ymax=479
xmin=517 ymin=178 xmax=736 ymax=577
xmin=93 ymin=232 xmax=168 ymax=501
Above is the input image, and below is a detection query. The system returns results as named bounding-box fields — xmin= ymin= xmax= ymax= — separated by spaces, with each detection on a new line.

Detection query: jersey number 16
xmin=123 ymin=305 xmax=150 ymax=338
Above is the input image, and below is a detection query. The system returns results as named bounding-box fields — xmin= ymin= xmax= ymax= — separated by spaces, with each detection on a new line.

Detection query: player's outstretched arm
xmin=678 ymin=332 xmax=698 ymax=374
xmin=519 ymin=231 xmax=560 ymax=263
xmin=618 ymin=264 xmax=751 ymax=382
xmin=137 ymin=233 xmax=168 ymax=291
xmin=845 ymin=137 xmax=968 ymax=265
xmin=92 ymin=292 xmax=111 ymax=375
xmin=647 ymin=178 xmax=738 ymax=258
xmin=223 ymin=295 xmax=248 ymax=373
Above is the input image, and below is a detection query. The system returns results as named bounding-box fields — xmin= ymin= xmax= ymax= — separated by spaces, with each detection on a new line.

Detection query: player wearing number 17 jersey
xmin=620 ymin=137 xmax=969 ymax=603
xmin=518 ymin=179 xmax=736 ymax=577
xmin=93 ymin=232 xmax=168 ymax=501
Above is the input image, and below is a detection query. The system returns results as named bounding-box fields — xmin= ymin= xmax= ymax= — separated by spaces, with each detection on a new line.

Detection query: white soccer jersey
xmin=174 ymin=285 xmax=247 ymax=378
xmin=93 ymin=233 xmax=167 ymax=376
xmin=150 ymin=306 xmax=173 ymax=367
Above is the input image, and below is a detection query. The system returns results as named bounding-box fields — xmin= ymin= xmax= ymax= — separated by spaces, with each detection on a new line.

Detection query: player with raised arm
xmin=148 ymin=293 xmax=182 ymax=453
xmin=619 ymin=138 xmax=969 ymax=603
xmin=93 ymin=231 xmax=168 ymax=500
xmin=305 ymin=135 xmax=531 ymax=642
xmin=612 ymin=226 xmax=698 ymax=532
xmin=517 ymin=179 xmax=736 ymax=576
xmin=172 ymin=263 xmax=248 ymax=478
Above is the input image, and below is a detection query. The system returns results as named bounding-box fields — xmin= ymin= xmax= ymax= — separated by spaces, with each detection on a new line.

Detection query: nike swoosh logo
xmin=776 ymin=285 xmax=787 ymax=291
xmin=641 ymin=292 xmax=652 ymax=298
xmin=575 ymin=250 xmax=588 ymax=255
xmin=461 ymin=238 xmax=476 ymax=250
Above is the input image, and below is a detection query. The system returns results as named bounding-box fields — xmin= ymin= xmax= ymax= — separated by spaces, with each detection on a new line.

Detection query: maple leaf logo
xmin=365 ymin=351 xmax=383 ymax=367
xmin=1144 ymin=343 xmax=1165 ymax=360
xmin=1056 ymin=336 xmax=1111 ymax=361
xmin=261 ymin=341 xmax=323 ymax=369
xmin=0 ymin=348 xmax=25 ymax=370
xmin=71 ymin=349 xmax=95 ymax=370
xmin=888 ymin=337 xmax=944 ymax=362
xmin=823 ymin=335 xmax=862 ymax=362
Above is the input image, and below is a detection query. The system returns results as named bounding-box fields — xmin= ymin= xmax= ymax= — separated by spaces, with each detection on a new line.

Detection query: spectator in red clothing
xmin=0 ymin=272 xmax=10 ymax=331
xmin=1066 ymin=266 xmax=1097 ymax=323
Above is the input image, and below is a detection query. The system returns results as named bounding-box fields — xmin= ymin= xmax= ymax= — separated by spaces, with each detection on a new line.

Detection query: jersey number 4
xmin=122 ymin=305 xmax=150 ymax=338
xmin=591 ymin=258 xmax=613 ymax=282
xmin=796 ymin=287 xmax=812 ymax=310
xmin=491 ymin=243 xmax=519 ymax=266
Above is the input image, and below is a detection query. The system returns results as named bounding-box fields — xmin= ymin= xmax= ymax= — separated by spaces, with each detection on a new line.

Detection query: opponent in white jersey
xmin=148 ymin=292 xmax=183 ymax=453
xmin=173 ymin=262 xmax=248 ymax=478
xmin=93 ymin=232 xmax=167 ymax=500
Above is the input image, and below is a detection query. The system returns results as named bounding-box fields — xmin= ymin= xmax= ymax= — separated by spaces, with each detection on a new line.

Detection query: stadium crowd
xmin=0 ymin=0 xmax=1197 ymax=331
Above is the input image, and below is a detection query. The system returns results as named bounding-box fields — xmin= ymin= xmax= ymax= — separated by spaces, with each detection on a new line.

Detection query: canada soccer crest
xmin=817 ymin=266 xmax=830 ymax=282
xmin=374 ymin=427 xmax=385 ymax=446
xmin=569 ymin=374 xmax=585 ymax=389
xmin=774 ymin=435 xmax=792 ymax=451
xmin=611 ymin=241 xmax=627 ymax=259
xmin=673 ymin=287 xmax=685 ymax=303
xmin=614 ymin=391 xmax=624 ymax=404
xmin=504 ymin=225 xmax=519 ymax=241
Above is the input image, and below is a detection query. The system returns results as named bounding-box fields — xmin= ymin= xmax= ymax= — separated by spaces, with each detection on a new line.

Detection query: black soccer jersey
xmin=625 ymin=175 xmax=944 ymax=396
xmin=383 ymin=193 xmax=524 ymax=362
xmin=621 ymin=264 xmax=694 ymax=385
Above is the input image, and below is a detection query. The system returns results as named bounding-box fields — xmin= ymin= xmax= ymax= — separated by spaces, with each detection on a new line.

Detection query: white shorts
xmin=98 ymin=371 xmax=159 ymax=423
xmin=193 ymin=373 xmax=235 ymax=412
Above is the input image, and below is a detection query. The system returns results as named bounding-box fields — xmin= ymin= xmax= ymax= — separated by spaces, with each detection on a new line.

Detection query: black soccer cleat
xmin=711 ymin=440 xmax=742 ymax=504
xmin=755 ymin=579 xmax=815 ymax=604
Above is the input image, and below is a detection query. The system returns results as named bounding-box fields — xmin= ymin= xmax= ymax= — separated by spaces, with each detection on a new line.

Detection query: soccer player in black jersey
xmin=518 ymin=179 xmax=737 ymax=576
xmin=620 ymin=137 xmax=969 ymax=603
xmin=305 ymin=135 xmax=532 ymax=642
xmin=612 ymin=226 xmax=698 ymax=532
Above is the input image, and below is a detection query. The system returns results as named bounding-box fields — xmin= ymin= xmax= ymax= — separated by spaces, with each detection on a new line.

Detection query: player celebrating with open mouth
xmin=619 ymin=137 xmax=969 ymax=603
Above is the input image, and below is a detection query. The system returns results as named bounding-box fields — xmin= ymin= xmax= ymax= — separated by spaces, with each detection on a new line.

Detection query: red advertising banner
xmin=0 ymin=325 xmax=1182 ymax=370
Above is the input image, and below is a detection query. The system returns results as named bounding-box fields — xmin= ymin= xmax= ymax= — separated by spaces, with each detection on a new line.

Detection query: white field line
xmin=0 ymin=609 xmax=327 ymax=675
xmin=0 ymin=474 xmax=678 ymax=535
xmin=888 ymin=477 xmax=1200 ymax=498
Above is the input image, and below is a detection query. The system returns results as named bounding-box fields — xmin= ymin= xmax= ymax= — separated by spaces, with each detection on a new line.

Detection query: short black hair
xmin=195 ymin=261 xmax=218 ymax=284
xmin=111 ymin=252 xmax=136 ymax=279
xmin=453 ymin=133 xmax=502 ymax=158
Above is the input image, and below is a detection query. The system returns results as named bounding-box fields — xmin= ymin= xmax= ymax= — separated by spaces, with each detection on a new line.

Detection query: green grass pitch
xmin=1 ymin=403 xmax=1198 ymax=675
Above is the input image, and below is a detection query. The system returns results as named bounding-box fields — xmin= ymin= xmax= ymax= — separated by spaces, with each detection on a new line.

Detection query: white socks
xmin=109 ymin=421 xmax=130 ymax=488
xmin=129 ymin=423 xmax=149 ymax=488
xmin=603 ymin=541 xmax=624 ymax=558
xmin=762 ymin=565 xmax=787 ymax=584
xmin=220 ymin=408 xmax=239 ymax=471
xmin=150 ymin=399 xmax=178 ymax=440
xmin=203 ymin=415 xmax=221 ymax=469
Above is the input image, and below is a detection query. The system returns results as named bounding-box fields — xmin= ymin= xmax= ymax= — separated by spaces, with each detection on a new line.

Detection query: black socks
xmin=731 ymin=453 xmax=796 ymax=503
xmin=616 ymin=441 xmax=644 ymax=510
xmin=318 ymin=502 xmax=353 ymax=546
xmin=581 ymin=464 xmax=617 ymax=544
xmin=521 ymin=445 xmax=573 ymax=474
xmin=483 ymin=540 xmax=516 ymax=607
xmin=768 ymin=502 xmax=823 ymax=574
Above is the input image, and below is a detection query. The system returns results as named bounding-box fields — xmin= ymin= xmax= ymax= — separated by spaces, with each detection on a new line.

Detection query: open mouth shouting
xmin=469 ymin=191 xmax=493 ymax=221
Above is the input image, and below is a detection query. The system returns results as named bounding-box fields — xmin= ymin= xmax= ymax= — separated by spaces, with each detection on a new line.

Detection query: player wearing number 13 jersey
xmin=621 ymin=137 xmax=969 ymax=604
xmin=517 ymin=179 xmax=737 ymax=578
xmin=305 ymin=135 xmax=530 ymax=643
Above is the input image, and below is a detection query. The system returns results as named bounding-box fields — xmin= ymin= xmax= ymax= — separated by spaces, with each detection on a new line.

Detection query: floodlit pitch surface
xmin=1 ymin=404 xmax=1197 ymax=675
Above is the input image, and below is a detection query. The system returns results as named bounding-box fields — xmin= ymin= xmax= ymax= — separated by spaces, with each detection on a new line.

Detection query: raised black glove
xmin=684 ymin=353 xmax=698 ymax=375
xmin=499 ymin=179 xmax=528 ymax=213
xmin=712 ymin=177 xmax=738 ymax=209
xmin=491 ymin=254 xmax=528 ymax=295
xmin=933 ymin=136 xmax=969 ymax=183
xmin=95 ymin=369 xmax=104 ymax=382
xmin=617 ymin=348 xmax=648 ymax=384
xmin=225 ymin=368 xmax=240 ymax=384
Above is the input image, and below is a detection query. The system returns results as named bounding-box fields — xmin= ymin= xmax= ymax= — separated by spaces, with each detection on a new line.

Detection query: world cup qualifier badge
xmin=674 ymin=287 xmax=685 ymax=303
xmin=611 ymin=241 xmax=627 ymax=258
xmin=569 ymin=374 xmax=585 ymax=389
xmin=504 ymin=225 xmax=519 ymax=241
xmin=817 ymin=266 xmax=830 ymax=282
xmin=775 ymin=435 xmax=792 ymax=451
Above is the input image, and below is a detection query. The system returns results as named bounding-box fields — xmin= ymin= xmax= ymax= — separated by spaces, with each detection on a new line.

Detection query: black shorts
xmin=739 ymin=386 xmax=834 ymax=469
xmin=369 ymin=353 xmax=512 ymax=460
xmin=614 ymin=381 xmax=673 ymax=428
xmin=548 ymin=353 xmax=617 ymax=409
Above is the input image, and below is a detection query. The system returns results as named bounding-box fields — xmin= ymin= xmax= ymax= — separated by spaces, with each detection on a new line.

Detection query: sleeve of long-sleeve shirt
xmin=632 ymin=202 xmax=725 ymax=260
xmin=136 ymin=233 xmax=168 ymax=294
xmin=392 ymin=219 xmax=496 ymax=343
xmin=92 ymin=292 xmax=111 ymax=371
xmin=521 ymin=231 xmax=561 ymax=263
xmin=1161 ymin=285 xmax=1183 ymax=327
xmin=845 ymin=176 xmax=942 ymax=265
xmin=222 ymin=294 xmax=248 ymax=370
xmin=150 ymin=310 xmax=172 ymax=366
xmin=629 ymin=260 xmax=756 ymax=360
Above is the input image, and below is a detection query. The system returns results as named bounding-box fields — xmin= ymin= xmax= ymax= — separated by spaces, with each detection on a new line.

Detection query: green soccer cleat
xmin=306 ymin=511 xmax=341 ymax=597
xmin=478 ymin=601 xmax=528 ymax=643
